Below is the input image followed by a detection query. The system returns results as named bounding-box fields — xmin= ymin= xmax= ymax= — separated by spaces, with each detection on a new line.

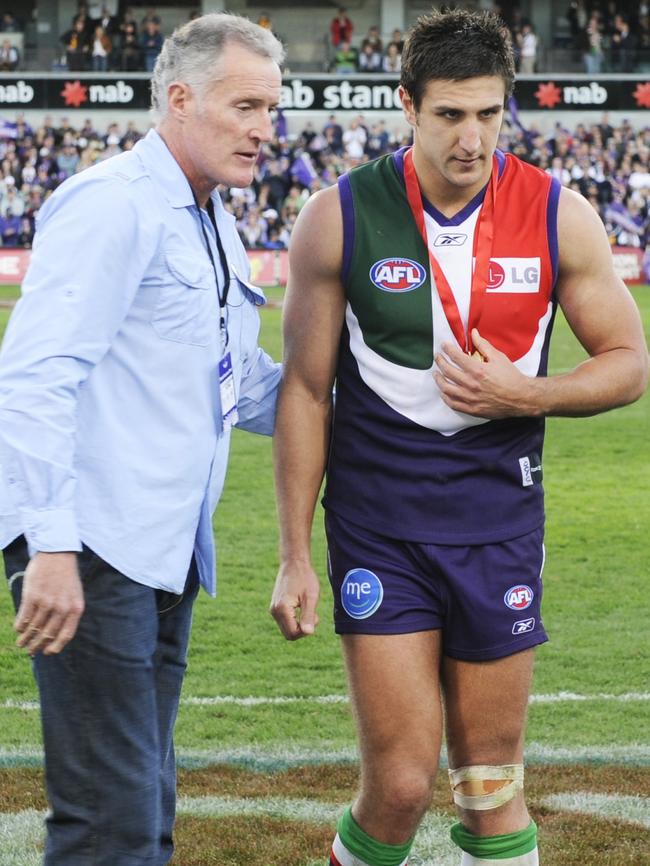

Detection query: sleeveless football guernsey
xmin=323 ymin=147 xmax=561 ymax=544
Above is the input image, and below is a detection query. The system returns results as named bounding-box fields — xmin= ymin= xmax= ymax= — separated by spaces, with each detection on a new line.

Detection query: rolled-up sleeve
xmin=0 ymin=174 xmax=156 ymax=552
xmin=236 ymin=346 xmax=281 ymax=435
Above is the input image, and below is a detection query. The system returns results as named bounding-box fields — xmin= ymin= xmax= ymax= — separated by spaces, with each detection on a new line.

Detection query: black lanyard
xmin=192 ymin=191 xmax=231 ymax=346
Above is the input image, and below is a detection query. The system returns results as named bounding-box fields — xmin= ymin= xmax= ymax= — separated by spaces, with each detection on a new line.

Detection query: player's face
xmin=400 ymin=76 xmax=505 ymax=197
xmin=179 ymin=43 xmax=281 ymax=194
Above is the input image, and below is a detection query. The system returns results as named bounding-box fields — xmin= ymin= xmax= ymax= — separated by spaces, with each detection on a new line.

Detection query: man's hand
xmin=434 ymin=328 xmax=537 ymax=418
xmin=270 ymin=560 xmax=320 ymax=640
xmin=14 ymin=552 xmax=85 ymax=655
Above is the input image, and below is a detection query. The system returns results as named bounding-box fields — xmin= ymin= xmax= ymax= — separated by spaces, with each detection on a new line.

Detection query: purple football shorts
xmin=325 ymin=509 xmax=549 ymax=661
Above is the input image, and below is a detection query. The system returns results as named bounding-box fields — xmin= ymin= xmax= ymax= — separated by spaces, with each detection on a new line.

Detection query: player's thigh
xmin=441 ymin=647 xmax=535 ymax=768
xmin=342 ymin=630 xmax=445 ymax=771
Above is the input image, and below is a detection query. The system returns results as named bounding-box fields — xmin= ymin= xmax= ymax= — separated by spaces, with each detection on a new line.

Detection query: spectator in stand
xmin=611 ymin=13 xmax=636 ymax=72
xmin=0 ymin=211 xmax=20 ymax=246
xmin=330 ymin=6 xmax=354 ymax=50
xmin=61 ymin=19 xmax=90 ymax=71
xmin=94 ymin=4 xmax=119 ymax=38
xmin=72 ymin=4 xmax=94 ymax=42
xmin=120 ymin=120 xmax=143 ymax=149
xmin=257 ymin=13 xmax=272 ymax=30
xmin=91 ymin=24 xmax=112 ymax=71
xmin=17 ymin=215 xmax=33 ymax=248
xmin=386 ymin=28 xmax=404 ymax=54
xmin=365 ymin=120 xmax=391 ymax=159
xmin=383 ymin=42 xmax=402 ymax=72
xmin=140 ymin=18 xmax=163 ymax=72
xmin=360 ymin=24 xmax=383 ymax=56
xmin=333 ymin=39 xmax=358 ymax=73
xmin=358 ymin=40 xmax=383 ymax=73
xmin=342 ymin=114 xmax=367 ymax=160
xmin=120 ymin=21 xmax=141 ymax=71
xmin=517 ymin=19 xmax=538 ymax=73
xmin=141 ymin=5 xmax=161 ymax=27
xmin=567 ymin=0 xmax=588 ymax=47
xmin=582 ymin=12 xmax=604 ymax=74
xmin=119 ymin=5 xmax=138 ymax=40
xmin=0 ymin=11 xmax=20 ymax=32
xmin=0 ymin=36 xmax=18 ymax=70
xmin=323 ymin=114 xmax=344 ymax=155
xmin=0 ymin=182 xmax=24 ymax=217
xmin=57 ymin=142 xmax=80 ymax=178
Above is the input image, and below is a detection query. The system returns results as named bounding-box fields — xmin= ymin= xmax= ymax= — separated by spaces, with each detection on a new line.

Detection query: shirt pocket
xmin=151 ymin=251 xmax=216 ymax=346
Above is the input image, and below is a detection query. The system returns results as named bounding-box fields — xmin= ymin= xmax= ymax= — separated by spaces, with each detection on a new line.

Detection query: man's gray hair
xmin=151 ymin=13 xmax=285 ymax=120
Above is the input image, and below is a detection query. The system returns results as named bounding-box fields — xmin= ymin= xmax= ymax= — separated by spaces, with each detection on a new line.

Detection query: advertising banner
xmin=0 ymin=74 xmax=648 ymax=112
xmin=1 ymin=248 xmax=644 ymax=287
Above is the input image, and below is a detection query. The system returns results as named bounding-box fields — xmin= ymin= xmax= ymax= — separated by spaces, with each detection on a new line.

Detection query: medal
xmin=403 ymin=146 xmax=498 ymax=355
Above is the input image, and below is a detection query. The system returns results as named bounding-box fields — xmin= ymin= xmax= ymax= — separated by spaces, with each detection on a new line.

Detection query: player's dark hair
xmin=400 ymin=8 xmax=515 ymax=111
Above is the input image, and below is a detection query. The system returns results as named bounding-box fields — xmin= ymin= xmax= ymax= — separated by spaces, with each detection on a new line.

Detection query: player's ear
xmin=400 ymin=86 xmax=417 ymax=127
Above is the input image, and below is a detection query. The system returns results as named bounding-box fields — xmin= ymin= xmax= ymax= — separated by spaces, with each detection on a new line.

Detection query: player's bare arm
xmin=435 ymin=186 xmax=648 ymax=418
xmin=270 ymin=187 xmax=346 ymax=640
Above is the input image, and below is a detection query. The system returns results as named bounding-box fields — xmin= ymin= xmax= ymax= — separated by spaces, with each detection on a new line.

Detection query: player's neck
xmin=411 ymin=150 xmax=494 ymax=219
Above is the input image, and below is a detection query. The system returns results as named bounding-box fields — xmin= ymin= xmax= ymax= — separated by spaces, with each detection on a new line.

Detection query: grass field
xmin=0 ymin=283 xmax=649 ymax=864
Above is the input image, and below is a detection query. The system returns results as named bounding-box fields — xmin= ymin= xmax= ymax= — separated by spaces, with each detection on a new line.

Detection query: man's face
xmin=180 ymin=43 xmax=281 ymax=191
xmin=400 ymin=75 xmax=505 ymax=195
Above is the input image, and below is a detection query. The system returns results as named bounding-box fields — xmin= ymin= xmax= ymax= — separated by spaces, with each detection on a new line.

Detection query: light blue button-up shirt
xmin=0 ymin=129 xmax=280 ymax=595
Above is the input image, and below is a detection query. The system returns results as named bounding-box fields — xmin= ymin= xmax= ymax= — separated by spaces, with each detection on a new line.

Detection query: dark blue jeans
xmin=4 ymin=536 xmax=200 ymax=866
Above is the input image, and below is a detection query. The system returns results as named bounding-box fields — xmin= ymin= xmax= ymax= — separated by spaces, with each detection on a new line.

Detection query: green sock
xmin=450 ymin=820 xmax=538 ymax=860
xmin=335 ymin=806 xmax=414 ymax=866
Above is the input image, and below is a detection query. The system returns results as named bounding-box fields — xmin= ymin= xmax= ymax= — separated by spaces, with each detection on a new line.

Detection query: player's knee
xmin=376 ymin=769 xmax=434 ymax=819
xmin=448 ymin=763 xmax=524 ymax=812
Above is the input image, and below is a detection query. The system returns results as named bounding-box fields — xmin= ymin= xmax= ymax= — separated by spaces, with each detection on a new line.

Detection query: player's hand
xmin=434 ymin=328 xmax=535 ymax=418
xmin=270 ymin=560 xmax=320 ymax=640
xmin=14 ymin=552 xmax=85 ymax=656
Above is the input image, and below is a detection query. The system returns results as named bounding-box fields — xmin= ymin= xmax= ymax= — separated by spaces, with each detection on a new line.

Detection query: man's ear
xmin=166 ymin=81 xmax=194 ymax=120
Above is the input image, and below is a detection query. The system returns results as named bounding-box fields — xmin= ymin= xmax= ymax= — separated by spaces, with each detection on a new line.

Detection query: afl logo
xmin=370 ymin=258 xmax=426 ymax=293
xmin=487 ymin=260 xmax=505 ymax=289
xmin=504 ymin=584 xmax=534 ymax=611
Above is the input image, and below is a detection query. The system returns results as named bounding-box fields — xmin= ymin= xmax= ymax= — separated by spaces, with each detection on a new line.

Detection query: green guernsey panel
xmin=345 ymin=155 xmax=434 ymax=370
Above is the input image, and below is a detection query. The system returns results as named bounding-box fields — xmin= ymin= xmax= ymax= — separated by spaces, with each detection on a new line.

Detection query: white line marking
xmin=0 ymin=810 xmax=43 ymax=866
xmin=3 ymin=691 xmax=650 ymax=711
xmin=4 ymin=793 xmax=649 ymax=866
xmin=3 ymin=743 xmax=650 ymax=770
xmin=0 ymin=800 xmax=459 ymax=866
xmin=542 ymin=792 xmax=650 ymax=829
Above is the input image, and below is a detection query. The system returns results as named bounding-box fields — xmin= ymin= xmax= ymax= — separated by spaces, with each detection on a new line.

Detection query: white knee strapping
xmin=448 ymin=764 xmax=524 ymax=811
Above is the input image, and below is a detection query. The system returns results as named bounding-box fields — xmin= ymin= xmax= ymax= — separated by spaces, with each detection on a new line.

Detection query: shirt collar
xmin=134 ymin=128 xmax=225 ymax=216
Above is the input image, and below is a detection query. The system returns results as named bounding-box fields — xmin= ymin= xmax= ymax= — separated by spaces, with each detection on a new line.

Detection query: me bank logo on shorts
xmin=504 ymin=584 xmax=534 ymax=611
xmin=341 ymin=568 xmax=384 ymax=619
xmin=369 ymin=258 xmax=426 ymax=293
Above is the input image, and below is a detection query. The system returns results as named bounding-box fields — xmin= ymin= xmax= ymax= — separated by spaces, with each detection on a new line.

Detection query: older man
xmin=0 ymin=13 xmax=283 ymax=866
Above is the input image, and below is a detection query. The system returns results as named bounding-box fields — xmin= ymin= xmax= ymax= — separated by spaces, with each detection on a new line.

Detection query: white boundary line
xmin=2 ymin=793 xmax=650 ymax=866
xmin=2 ymin=691 xmax=650 ymax=711
xmin=2 ymin=742 xmax=650 ymax=769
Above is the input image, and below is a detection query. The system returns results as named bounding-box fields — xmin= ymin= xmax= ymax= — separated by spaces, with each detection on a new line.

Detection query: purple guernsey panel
xmin=338 ymin=173 xmax=355 ymax=285
xmin=323 ymin=326 xmax=546 ymax=545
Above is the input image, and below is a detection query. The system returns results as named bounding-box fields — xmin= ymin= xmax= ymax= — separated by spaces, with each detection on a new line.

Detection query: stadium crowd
xmin=1 ymin=2 xmax=650 ymax=73
xmin=0 ymin=110 xmax=649 ymax=267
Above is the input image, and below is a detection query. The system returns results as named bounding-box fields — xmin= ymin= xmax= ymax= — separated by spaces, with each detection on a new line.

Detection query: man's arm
xmin=434 ymin=186 xmax=649 ymax=417
xmin=269 ymin=186 xmax=346 ymax=640
xmin=0 ymin=175 xmax=155 ymax=654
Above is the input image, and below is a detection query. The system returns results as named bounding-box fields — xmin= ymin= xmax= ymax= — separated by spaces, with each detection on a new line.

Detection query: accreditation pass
xmin=219 ymin=351 xmax=239 ymax=430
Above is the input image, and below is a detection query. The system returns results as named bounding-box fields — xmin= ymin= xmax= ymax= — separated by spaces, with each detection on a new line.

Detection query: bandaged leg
xmin=448 ymin=765 xmax=538 ymax=865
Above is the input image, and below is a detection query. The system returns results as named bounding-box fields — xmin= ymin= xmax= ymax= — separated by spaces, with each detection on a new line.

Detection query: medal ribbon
xmin=403 ymin=147 xmax=498 ymax=354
